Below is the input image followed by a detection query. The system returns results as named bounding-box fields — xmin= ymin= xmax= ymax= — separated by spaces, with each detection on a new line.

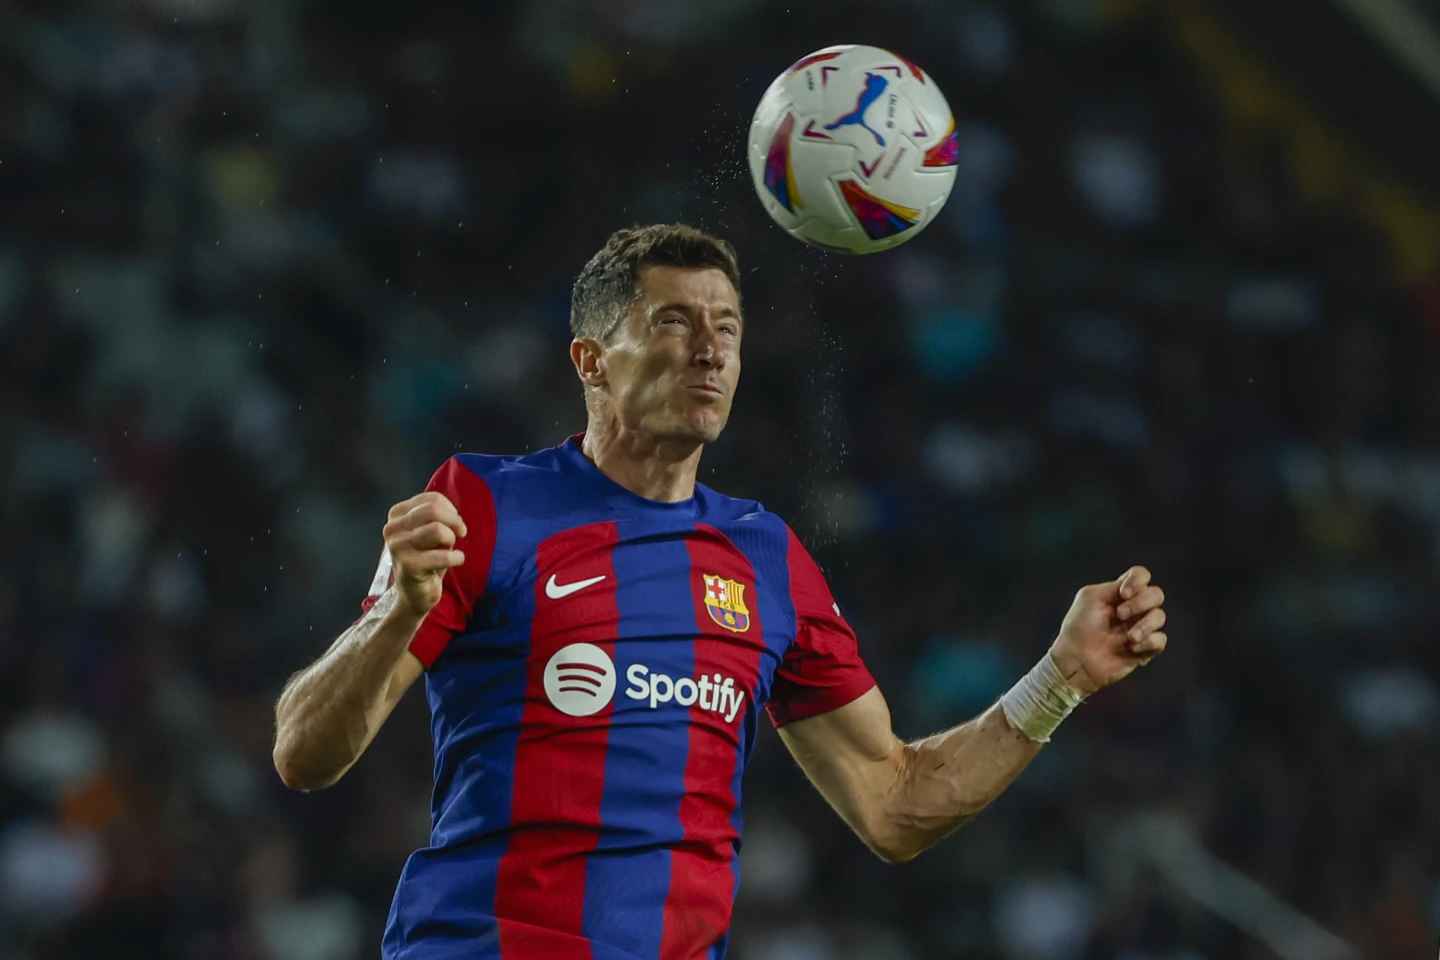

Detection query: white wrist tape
xmin=999 ymin=652 xmax=1087 ymax=743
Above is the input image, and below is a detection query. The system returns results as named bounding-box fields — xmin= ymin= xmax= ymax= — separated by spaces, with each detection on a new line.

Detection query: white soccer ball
xmin=748 ymin=44 xmax=960 ymax=254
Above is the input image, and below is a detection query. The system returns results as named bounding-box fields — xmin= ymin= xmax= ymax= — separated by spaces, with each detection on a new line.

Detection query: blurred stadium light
xmin=1332 ymin=0 xmax=1440 ymax=101
xmin=1101 ymin=812 xmax=1360 ymax=960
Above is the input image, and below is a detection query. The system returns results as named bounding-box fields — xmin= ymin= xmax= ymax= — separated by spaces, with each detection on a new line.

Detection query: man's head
xmin=570 ymin=224 xmax=743 ymax=445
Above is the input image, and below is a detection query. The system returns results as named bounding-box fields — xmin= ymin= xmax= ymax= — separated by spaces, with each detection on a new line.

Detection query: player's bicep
xmin=776 ymin=685 xmax=905 ymax=856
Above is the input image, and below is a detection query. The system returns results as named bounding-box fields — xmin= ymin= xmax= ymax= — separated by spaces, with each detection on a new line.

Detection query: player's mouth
xmin=688 ymin=383 xmax=726 ymax=398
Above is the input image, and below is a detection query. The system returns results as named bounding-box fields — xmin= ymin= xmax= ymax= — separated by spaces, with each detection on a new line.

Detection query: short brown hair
xmin=571 ymin=224 xmax=741 ymax=341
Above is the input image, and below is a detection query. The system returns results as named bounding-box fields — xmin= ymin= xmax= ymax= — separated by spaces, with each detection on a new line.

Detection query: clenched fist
xmin=382 ymin=492 xmax=468 ymax=618
xmin=1048 ymin=565 xmax=1168 ymax=697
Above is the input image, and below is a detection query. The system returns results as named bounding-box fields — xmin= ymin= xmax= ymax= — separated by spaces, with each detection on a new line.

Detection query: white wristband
xmin=999 ymin=652 xmax=1087 ymax=743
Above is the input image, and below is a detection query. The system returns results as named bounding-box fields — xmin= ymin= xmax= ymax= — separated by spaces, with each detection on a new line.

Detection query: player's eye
xmin=719 ymin=324 xmax=739 ymax=337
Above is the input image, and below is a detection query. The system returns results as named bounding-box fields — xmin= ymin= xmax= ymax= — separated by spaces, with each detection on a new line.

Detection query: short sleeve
xmin=357 ymin=456 xmax=497 ymax=668
xmin=765 ymin=526 xmax=877 ymax=727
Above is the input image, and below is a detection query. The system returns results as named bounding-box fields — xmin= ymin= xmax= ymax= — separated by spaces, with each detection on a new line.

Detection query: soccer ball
xmin=747 ymin=44 xmax=960 ymax=254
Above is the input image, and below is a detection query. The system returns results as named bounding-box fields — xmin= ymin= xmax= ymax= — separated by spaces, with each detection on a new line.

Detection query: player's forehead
xmin=635 ymin=264 xmax=740 ymax=318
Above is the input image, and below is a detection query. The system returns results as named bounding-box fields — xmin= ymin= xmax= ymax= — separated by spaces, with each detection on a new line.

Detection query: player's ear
xmin=571 ymin=337 xmax=606 ymax=387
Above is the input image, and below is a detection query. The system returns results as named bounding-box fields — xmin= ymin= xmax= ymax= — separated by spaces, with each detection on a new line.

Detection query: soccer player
xmin=272 ymin=224 xmax=1169 ymax=960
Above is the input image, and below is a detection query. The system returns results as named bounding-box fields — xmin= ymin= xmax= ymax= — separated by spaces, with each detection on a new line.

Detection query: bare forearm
xmin=886 ymin=702 xmax=1043 ymax=860
xmin=273 ymin=590 xmax=422 ymax=790
xmin=788 ymin=570 xmax=1168 ymax=866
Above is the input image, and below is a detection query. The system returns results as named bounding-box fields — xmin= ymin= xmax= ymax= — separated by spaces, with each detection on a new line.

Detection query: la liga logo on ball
xmin=748 ymin=44 xmax=960 ymax=254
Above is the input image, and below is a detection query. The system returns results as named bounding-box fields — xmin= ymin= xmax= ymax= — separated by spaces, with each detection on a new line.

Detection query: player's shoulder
xmin=698 ymin=484 xmax=826 ymax=567
xmin=694 ymin=481 xmax=790 ymax=537
xmin=451 ymin=444 xmax=569 ymax=480
xmin=441 ymin=438 xmax=579 ymax=478
xmin=420 ymin=443 xmax=568 ymax=503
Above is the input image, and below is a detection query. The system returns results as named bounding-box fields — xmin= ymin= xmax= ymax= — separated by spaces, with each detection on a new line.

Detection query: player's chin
xmin=684 ymin=407 xmax=729 ymax=444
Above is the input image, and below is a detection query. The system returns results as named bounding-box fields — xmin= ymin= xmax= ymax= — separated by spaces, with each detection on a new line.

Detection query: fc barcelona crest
xmin=702 ymin=574 xmax=751 ymax=633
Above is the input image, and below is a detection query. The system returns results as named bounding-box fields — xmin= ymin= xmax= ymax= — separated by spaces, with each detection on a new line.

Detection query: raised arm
xmin=777 ymin=565 xmax=1168 ymax=863
xmin=272 ymin=492 xmax=468 ymax=791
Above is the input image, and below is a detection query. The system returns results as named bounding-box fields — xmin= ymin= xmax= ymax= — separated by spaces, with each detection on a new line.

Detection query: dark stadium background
xmin=3 ymin=1 xmax=1439 ymax=957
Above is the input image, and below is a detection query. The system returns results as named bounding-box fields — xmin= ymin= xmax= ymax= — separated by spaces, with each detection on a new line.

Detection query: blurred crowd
xmin=3 ymin=1 xmax=1438 ymax=958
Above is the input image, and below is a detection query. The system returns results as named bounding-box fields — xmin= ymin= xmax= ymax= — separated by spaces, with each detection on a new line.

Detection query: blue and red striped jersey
xmin=361 ymin=436 xmax=875 ymax=960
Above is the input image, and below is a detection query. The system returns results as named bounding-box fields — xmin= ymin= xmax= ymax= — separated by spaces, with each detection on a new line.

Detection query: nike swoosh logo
xmin=545 ymin=573 xmax=607 ymax=599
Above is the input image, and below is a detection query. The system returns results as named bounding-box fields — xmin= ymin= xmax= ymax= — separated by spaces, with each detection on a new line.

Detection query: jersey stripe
xmin=412 ymin=456 xmax=499 ymax=667
xmin=355 ymin=457 xmax=498 ymax=669
xmin=709 ymin=516 xmax=796 ymax=960
xmin=496 ymin=521 xmax=620 ymax=959
xmin=659 ymin=524 xmax=766 ymax=958
xmin=766 ymin=527 xmax=876 ymax=726
xmin=582 ymin=523 xmax=695 ymax=957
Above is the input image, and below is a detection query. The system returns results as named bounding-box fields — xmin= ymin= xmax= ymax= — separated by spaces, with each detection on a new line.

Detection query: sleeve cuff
xmin=766 ymin=675 xmax=877 ymax=728
xmin=407 ymin=614 xmax=452 ymax=669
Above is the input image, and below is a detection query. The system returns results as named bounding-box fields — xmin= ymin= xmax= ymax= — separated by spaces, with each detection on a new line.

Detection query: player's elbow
xmin=273 ymin=750 xmax=341 ymax=792
xmin=273 ymin=745 xmax=312 ymax=792
xmin=868 ymin=794 xmax=982 ymax=864
xmin=870 ymin=842 xmax=915 ymax=865
xmin=865 ymin=826 xmax=924 ymax=865
xmin=271 ymin=733 xmax=342 ymax=793
xmin=852 ymin=810 xmax=923 ymax=864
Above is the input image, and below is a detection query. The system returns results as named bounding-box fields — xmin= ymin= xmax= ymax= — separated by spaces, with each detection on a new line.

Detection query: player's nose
xmin=693 ymin=340 xmax=722 ymax=368
xmin=691 ymin=323 xmax=727 ymax=369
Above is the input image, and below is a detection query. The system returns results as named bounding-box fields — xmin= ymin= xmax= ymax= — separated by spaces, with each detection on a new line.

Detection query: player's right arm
xmin=271 ymin=492 xmax=468 ymax=792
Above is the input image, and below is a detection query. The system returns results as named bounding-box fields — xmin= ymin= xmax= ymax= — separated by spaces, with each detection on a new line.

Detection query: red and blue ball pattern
xmin=763 ymin=112 xmax=800 ymax=213
xmin=923 ymin=117 xmax=960 ymax=168
xmin=839 ymin=179 xmax=921 ymax=240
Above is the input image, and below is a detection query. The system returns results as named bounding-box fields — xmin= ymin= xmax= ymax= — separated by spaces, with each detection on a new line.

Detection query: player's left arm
xmin=777 ymin=565 xmax=1167 ymax=864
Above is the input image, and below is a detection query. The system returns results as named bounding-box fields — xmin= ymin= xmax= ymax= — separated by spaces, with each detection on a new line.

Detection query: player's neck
xmin=581 ymin=422 xmax=702 ymax=504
